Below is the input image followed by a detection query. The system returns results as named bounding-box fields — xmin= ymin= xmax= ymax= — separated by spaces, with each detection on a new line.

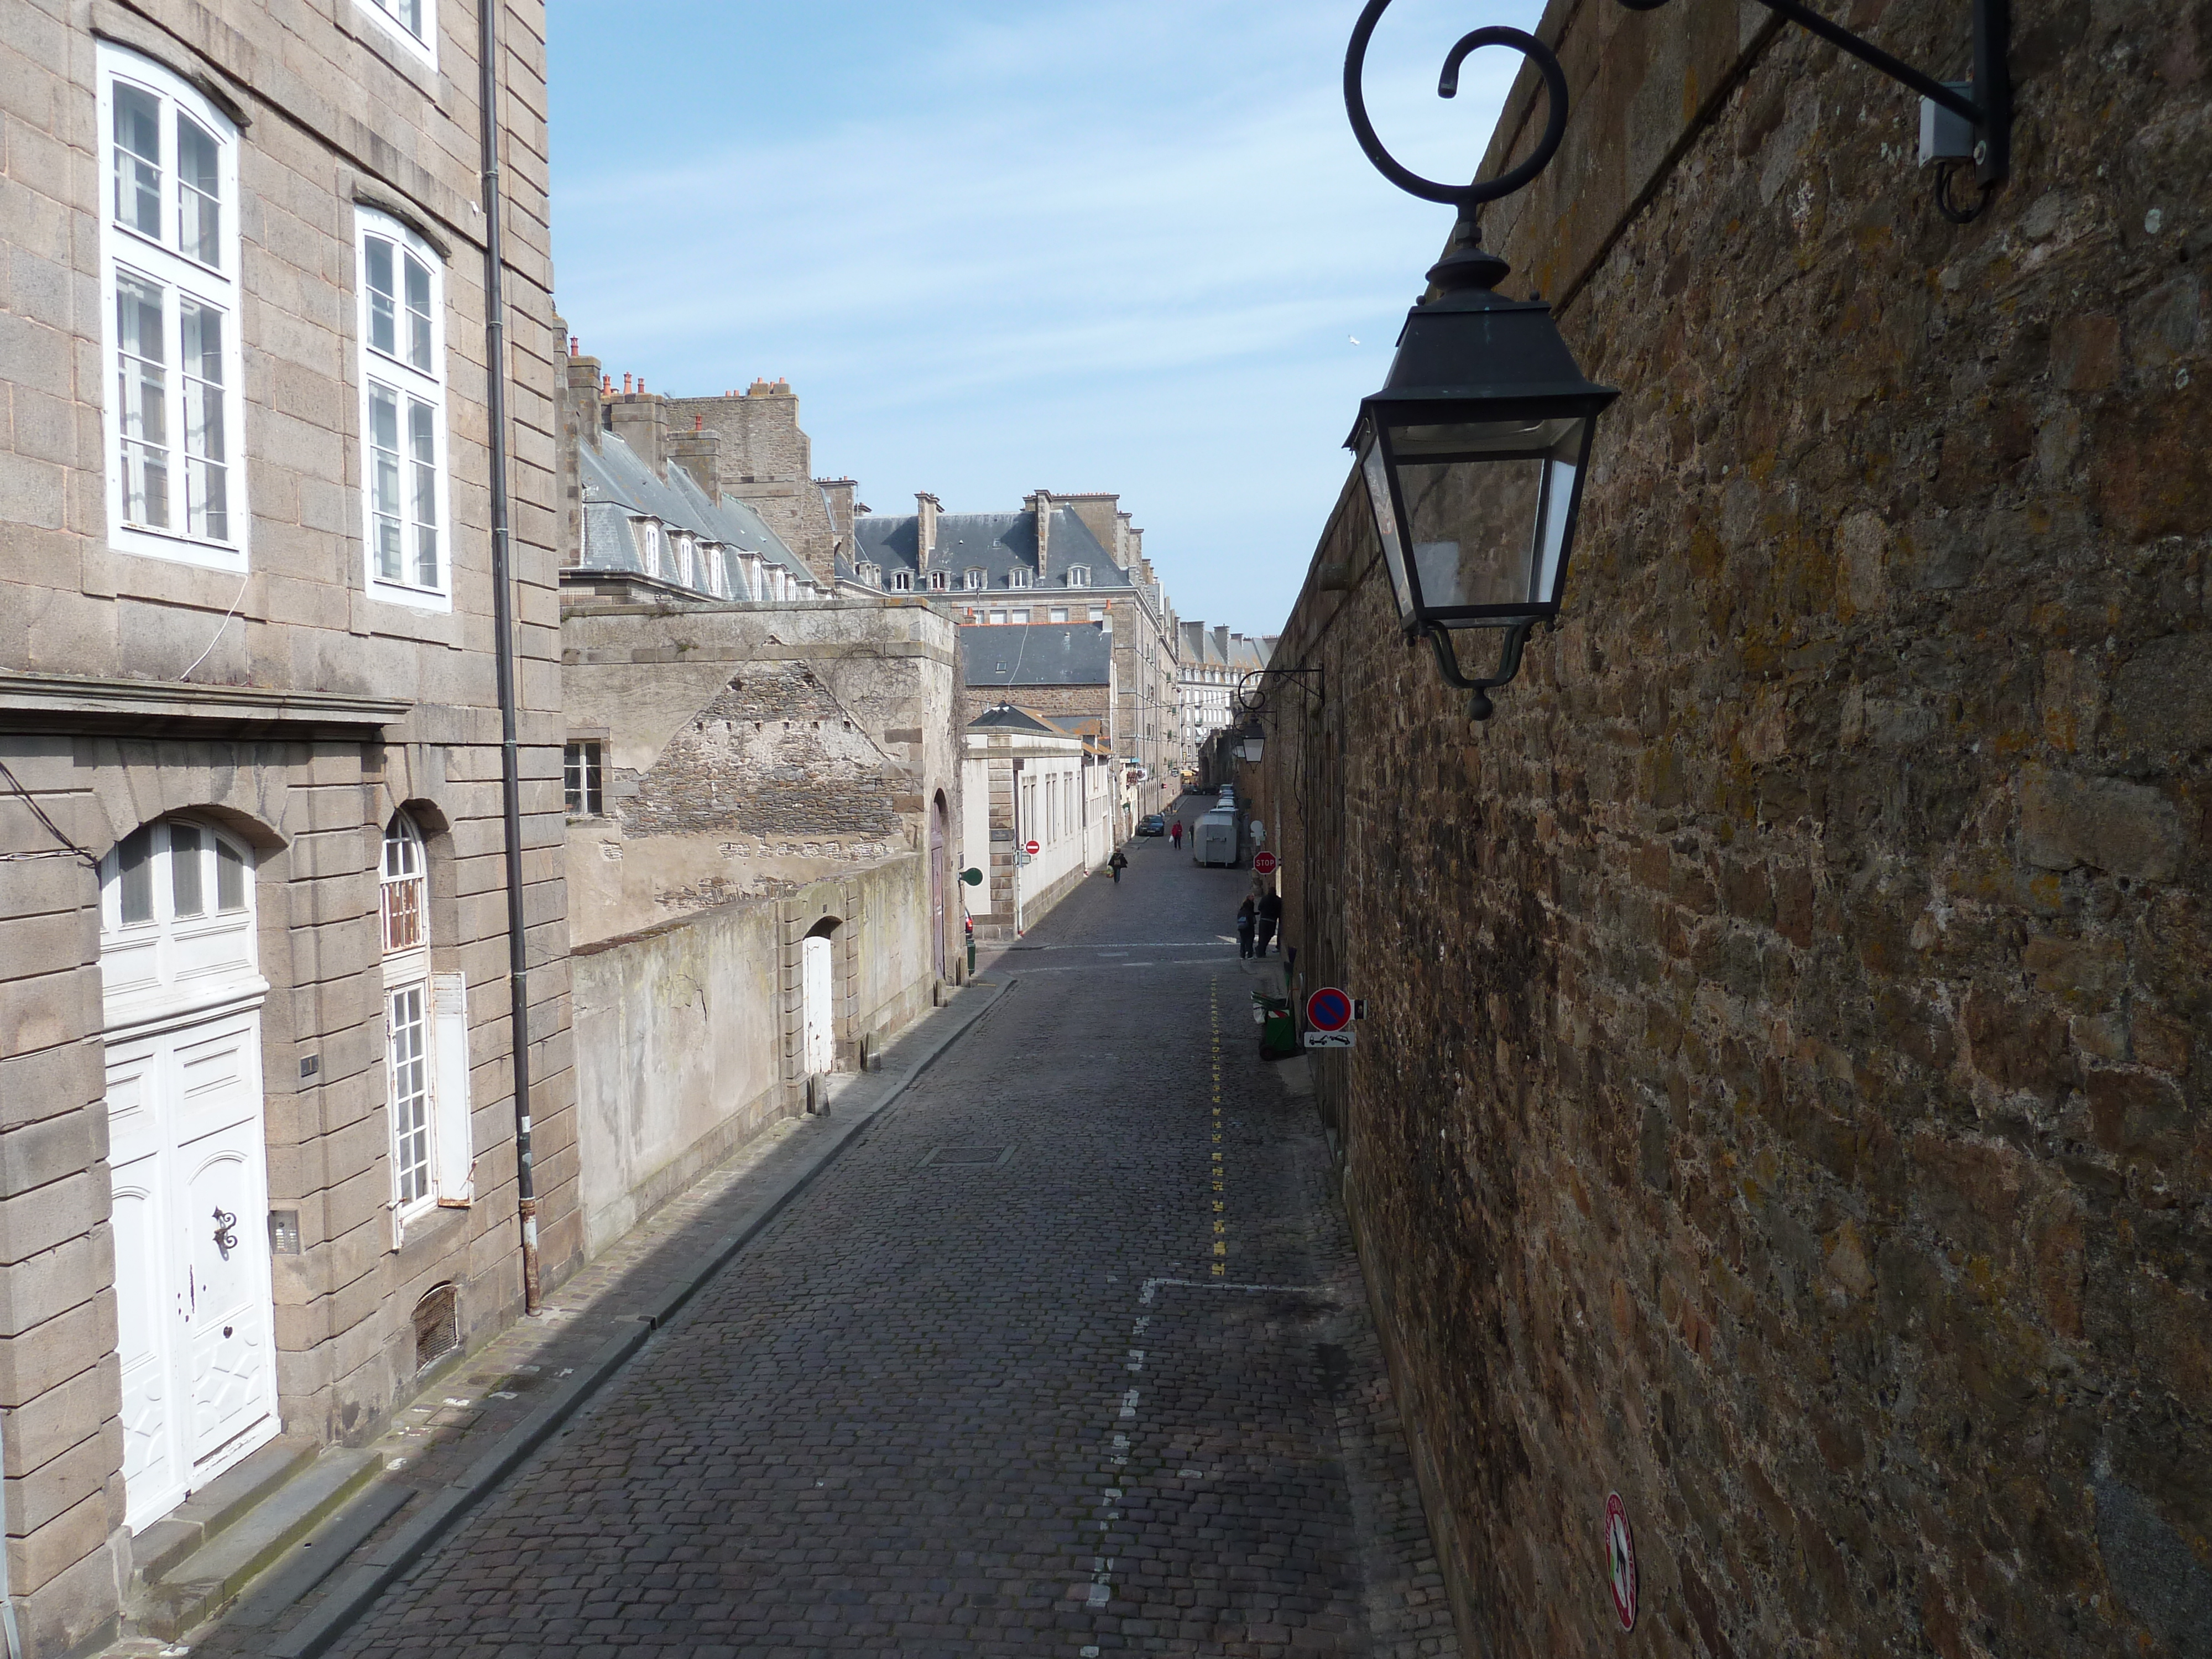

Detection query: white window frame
xmin=1066 ymin=566 xmax=1091 ymax=587
xmin=564 ymin=740 xmax=603 ymax=817
xmin=891 ymin=570 xmax=912 ymax=592
xmin=1008 ymin=568 xmax=1032 ymax=589
xmin=354 ymin=207 xmax=453 ymax=610
xmin=354 ymin=0 xmax=437 ymax=70
xmin=97 ymin=45 xmax=248 ymax=574
xmin=1049 ymin=607 xmax=1068 ymax=623
xmin=927 ymin=570 xmax=948 ymax=592
xmin=380 ymin=810 xmax=472 ymax=1243
xmin=858 ymin=562 xmax=881 ymax=588
xmin=963 ymin=567 xmax=985 ymax=591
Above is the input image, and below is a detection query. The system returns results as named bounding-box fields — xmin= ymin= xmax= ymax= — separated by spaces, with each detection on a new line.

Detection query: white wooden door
xmin=109 ymin=1009 xmax=278 ymax=1527
xmin=102 ymin=819 xmax=278 ymax=1531
xmin=802 ymin=934 xmax=833 ymax=1075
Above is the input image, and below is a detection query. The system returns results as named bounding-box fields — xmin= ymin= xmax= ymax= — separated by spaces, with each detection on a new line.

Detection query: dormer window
xmin=1008 ymin=569 xmax=1032 ymax=589
xmin=891 ymin=570 xmax=912 ymax=592
xmin=963 ymin=567 xmax=984 ymax=591
xmin=1066 ymin=566 xmax=1091 ymax=587
xmin=927 ymin=570 xmax=948 ymax=592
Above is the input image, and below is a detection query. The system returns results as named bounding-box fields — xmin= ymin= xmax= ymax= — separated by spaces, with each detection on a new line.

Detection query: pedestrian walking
xmin=1169 ymin=818 xmax=1183 ymax=851
xmin=1108 ymin=847 xmax=1128 ymax=884
xmin=1254 ymin=885 xmax=1282 ymax=957
xmin=1235 ymin=892 xmax=1256 ymax=958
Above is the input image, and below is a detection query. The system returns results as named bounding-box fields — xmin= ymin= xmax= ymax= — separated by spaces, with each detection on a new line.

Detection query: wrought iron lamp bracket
xmin=1620 ymin=0 xmax=2009 ymax=213
xmin=1236 ymin=666 xmax=1327 ymax=716
xmin=1424 ymin=621 xmax=1536 ymax=723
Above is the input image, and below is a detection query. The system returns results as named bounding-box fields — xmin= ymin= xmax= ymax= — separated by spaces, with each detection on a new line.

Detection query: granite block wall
xmin=1262 ymin=1 xmax=2210 ymax=1655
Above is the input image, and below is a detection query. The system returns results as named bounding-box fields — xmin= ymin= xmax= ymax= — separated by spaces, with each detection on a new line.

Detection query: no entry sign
xmin=1605 ymin=1493 xmax=1637 ymax=1631
xmin=1024 ymin=839 xmax=1040 ymax=855
xmin=1306 ymin=988 xmax=1353 ymax=1032
xmin=1253 ymin=851 xmax=1278 ymax=875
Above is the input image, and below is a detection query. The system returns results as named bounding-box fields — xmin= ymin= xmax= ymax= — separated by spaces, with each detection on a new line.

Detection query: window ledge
xmin=0 ymin=671 xmax=410 ymax=733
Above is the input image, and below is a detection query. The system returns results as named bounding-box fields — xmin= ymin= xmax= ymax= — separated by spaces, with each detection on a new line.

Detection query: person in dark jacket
xmin=1235 ymin=893 xmax=1256 ymax=957
xmin=1108 ymin=847 xmax=1128 ymax=884
xmin=1254 ymin=885 xmax=1283 ymax=957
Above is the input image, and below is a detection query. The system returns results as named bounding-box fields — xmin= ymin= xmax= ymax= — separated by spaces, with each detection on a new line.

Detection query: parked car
xmin=1137 ymin=813 xmax=1168 ymax=837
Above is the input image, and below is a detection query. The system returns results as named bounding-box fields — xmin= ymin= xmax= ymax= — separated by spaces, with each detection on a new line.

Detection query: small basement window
xmin=413 ymin=1282 xmax=460 ymax=1370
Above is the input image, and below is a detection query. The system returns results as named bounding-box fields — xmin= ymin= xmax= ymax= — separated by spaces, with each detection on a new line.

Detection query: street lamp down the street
xmin=1342 ymin=8 xmax=1617 ymax=721
xmin=1237 ymin=722 xmax=1264 ymax=764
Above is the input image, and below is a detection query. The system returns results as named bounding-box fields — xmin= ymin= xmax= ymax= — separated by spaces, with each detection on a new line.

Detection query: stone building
xmin=0 ymin=0 xmax=572 ymax=1649
xmin=553 ymin=354 xmax=964 ymax=1258
xmin=960 ymin=705 xmax=1112 ymax=938
xmin=958 ymin=623 xmax=1145 ymax=841
xmin=850 ymin=491 xmax=1182 ymax=821
xmin=1176 ymin=623 xmax=1272 ymax=770
xmin=664 ymin=379 xmax=847 ymax=587
xmin=1254 ymin=2 xmax=2211 ymax=1656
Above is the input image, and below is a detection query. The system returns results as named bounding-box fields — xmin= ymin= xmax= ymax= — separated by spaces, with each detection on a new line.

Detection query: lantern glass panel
xmin=1358 ymin=430 xmax=1415 ymax=623
xmin=1389 ymin=415 xmax=1586 ymax=619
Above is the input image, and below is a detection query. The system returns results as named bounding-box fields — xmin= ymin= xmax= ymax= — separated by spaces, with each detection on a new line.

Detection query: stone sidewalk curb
xmin=265 ymin=975 xmax=1017 ymax=1659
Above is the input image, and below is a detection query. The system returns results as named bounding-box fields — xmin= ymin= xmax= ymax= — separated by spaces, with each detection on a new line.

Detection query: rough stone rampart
xmin=1263 ymin=2 xmax=2210 ymax=1654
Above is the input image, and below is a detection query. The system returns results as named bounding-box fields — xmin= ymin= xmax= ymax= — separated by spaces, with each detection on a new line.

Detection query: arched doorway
xmin=101 ymin=816 xmax=279 ymax=1529
xmin=930 ymin=792 xmax=948 ymax=979
xmin=801 ymin=917 xmax=838 ymax=1077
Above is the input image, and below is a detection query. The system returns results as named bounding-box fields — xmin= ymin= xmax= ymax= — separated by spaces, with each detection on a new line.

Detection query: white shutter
xmin=431 ymin=971 xmax=476 ymax=1206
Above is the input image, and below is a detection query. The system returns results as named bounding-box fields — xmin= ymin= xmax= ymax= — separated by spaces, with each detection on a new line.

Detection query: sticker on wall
xmin=1605 ymin=1491 xmax=1637 ymax=1631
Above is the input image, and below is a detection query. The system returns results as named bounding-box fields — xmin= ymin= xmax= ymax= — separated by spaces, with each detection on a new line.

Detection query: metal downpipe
xmin=478 ymin=0 xmax=539 ymax=1313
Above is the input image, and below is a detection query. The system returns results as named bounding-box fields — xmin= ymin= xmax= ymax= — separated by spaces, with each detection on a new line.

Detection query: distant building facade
xmin=1176 ymin=624 xmax=1273 ymax=768
xmin=851 ymin=491 xmax=1182 ymax=821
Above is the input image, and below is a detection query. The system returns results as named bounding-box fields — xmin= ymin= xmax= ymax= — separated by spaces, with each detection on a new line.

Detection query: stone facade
xmin=959 ymin=707 xmax=1110 ymax=938
xmin=0 ymin=0 xmax=573 ymax=1649
xmin=1258 ymin=2 xmax=2210 ymax=1656
xmin=664 ymin=382 xmax=843 ymax=587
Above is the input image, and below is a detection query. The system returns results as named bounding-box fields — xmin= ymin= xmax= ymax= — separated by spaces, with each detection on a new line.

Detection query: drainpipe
xmin=479 ymin=0 xmax=539 ymax=1313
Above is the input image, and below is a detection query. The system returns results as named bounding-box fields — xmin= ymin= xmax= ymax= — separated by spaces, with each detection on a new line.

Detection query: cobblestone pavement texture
xmin=268 ymin=802 xmax=1454 ymax=1657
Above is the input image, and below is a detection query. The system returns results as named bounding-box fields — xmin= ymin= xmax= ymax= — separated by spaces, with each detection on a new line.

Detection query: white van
xmin=1193 ymin=808 xmax=1239 ymax=867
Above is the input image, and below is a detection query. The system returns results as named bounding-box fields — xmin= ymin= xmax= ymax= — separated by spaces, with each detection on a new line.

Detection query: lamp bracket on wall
xmin=1236 ymin=666 xmax=1327 ymax=714
xmin=1425 ymin=621 xmax=1535 ymax=723
xmin=1620 ymin=0 xmax=2010 ymax=217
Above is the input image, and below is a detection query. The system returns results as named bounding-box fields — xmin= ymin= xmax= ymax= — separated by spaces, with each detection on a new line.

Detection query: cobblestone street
xmin=320 ymin=807 xmax=1453 ymax=1658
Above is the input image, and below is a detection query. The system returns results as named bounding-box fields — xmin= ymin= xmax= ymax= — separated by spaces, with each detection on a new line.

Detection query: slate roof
xmin=849 ymin=507 xmax=1133 ymax=592
xmin=575 ymin=430 xmax=821 ymax=597
xmin=959 ymin=624 xmax=1113 ymax=688
xmin=966 ymin=703 xmax=1066 ymax=735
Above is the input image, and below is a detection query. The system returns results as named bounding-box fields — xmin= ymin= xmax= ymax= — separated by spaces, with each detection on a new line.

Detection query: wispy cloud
xmin=550 ymin=0 xmax=1540 ymax=630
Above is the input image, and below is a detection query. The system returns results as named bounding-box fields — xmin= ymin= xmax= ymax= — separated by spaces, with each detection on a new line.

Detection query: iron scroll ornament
xmin=1342 ymin=6 xmax=1568 ymax=214
xmin=212 ymin=1206 xmax=238 ymax=1260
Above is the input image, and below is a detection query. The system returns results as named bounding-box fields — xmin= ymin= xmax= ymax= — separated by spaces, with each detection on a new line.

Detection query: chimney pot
xmin=695 ymin=414 xmax=703 ymax=431
xmin=602 ymin=374 xmax=612 ymax=394
xmin=569 ymin=335 xmax=578 ymax=356
xmin=623 ymin=373 xmax=633 ymax=394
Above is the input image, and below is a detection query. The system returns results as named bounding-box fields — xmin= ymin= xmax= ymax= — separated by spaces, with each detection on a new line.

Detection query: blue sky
xmin=545 ymin=0 xmax=1541 ymax=637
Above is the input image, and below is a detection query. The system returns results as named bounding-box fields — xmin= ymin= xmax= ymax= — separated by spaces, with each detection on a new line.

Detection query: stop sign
xmin=1253 ymin=851 xmax=1278 ymax=875
xmin=1025 ymin=839 xmax=1040 ymax=855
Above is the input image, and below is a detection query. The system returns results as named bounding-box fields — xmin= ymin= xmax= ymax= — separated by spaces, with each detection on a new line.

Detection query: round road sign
xmin=1024 ymin=839 xmax=1040 ymax=855
xmin=1253 ymin=851 xmax=1279 ymax=875
xmin=1306 ymin=988 xmax=1353 ymax=1032
xmin=1605 ymin=1493 xmax=1637 ymax=1631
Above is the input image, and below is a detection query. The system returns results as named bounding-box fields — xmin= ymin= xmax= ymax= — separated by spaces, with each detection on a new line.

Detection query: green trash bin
xmin=1260 ymin=997 xmax=1297 ymax=1060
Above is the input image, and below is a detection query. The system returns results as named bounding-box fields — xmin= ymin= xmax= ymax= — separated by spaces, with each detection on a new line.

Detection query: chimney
xmin=552 ymin=313 xmax=598 ymax=570
xmin=665 ymin=423 xmax=722 ymax=499
xmin=1023 ymin=489 xmax=1052 ymax=576
xmin=818 ymin=477 xmax=859 ymax=540
xmin=609 ymin=390 xmax=668 ymax=476
xmin=916 ymin=492 xmax=940 ymax=567
xmin=1061 ymin=492 xmax=1121 ymax=557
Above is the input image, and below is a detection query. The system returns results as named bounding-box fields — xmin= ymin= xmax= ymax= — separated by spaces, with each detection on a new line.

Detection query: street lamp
xmin=1237 ymin=721 xmax=1265 ymax=764
xmin=1343 ymin=11 xmax=1616 ymax=720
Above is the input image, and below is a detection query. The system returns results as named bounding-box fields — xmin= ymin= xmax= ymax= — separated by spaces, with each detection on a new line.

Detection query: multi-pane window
xmin=1008 ymin=569 xmax=1032 ymax=589
xmin=963 ymin=568 xmax=985 ymax=591
xmin=891 ymin=571 xmax=912 ymax=592
xmin=359 ymin=0 xmax=437 ymax=66
xmin=564 ymin=742 xmax=604 ymax=817
xmin=381 ymin=810 xmax=456 ymax=1230
xmin=357 ymin=210 xmax=450 ymax=604
xmin=98 ymin=46 xmax=246 ymax=571
xmin=380 ymin=811 xmax=427 ymax=956
xmin=387 ymin=982 xmax=432 ymax=1207
xmin=1067 ymin=566 xmax=1091 ymax=587
xmin=927 ymin=571 xmax=948 ymax=592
